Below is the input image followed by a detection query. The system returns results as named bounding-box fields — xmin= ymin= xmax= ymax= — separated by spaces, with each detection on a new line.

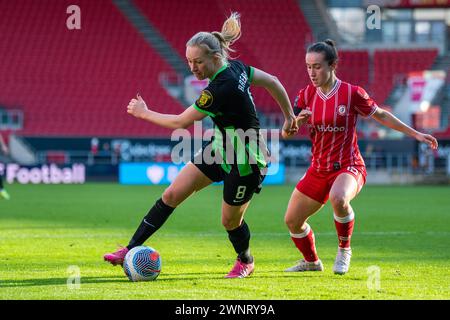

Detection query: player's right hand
xmin=127 ymin=93 xmax=149 ymax=119
xmin=281 ymin=114 xmax=298 ymax=139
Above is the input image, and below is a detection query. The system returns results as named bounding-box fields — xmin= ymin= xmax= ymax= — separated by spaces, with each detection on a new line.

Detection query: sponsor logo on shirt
xmin=316 ymin=125 xmax=346 ymax=132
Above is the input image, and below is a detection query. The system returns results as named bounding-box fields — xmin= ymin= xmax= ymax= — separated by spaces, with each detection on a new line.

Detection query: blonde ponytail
xmin=217 ymin=12 xmax=241 ymax=58
xmin=187 ymin=12 xmax=242 ymax=61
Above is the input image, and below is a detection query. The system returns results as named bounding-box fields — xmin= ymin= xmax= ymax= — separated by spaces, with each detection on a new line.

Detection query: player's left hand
xmin=416 ymin=133 xmax=438 ymax=150
xmin=296 ymin=109 xmax=312 ymax=126
xmin=127 ymin=93 xmax=149 ymax=119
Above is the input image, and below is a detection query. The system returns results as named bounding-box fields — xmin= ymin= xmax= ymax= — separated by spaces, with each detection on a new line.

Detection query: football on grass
xmin=123 ymin=246 xmax=161 ymax=281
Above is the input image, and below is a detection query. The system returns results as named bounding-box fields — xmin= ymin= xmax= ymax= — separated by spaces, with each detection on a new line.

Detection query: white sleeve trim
xmin=366 ymin=105 xmax=378 ymax=118
xmin=355 ymin=105 xmax=378 ymax=118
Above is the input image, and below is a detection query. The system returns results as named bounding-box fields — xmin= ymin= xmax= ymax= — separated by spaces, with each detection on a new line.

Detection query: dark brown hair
xmin=307 ymin=39 xmax=338 ymax=66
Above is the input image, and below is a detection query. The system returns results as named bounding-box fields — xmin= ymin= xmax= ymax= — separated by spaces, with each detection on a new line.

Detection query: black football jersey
xmin=192 ymin=60 xmax=268 ymax=176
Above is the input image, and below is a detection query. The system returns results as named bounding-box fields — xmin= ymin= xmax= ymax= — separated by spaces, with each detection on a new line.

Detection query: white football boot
xmin=285 ymin=259 xmax=324 ymax=272
xmin=333 ymin=248 xmax=352 ymax=275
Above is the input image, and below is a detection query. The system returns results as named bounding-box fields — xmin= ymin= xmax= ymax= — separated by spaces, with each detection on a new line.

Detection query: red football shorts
xmin=296 ymin=166 xmax=367 ymax=204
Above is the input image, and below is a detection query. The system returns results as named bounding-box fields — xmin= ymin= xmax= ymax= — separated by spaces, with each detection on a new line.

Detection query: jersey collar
xmin=317 ymin=78 xmax=341 ymax=100
xmin=209 ymin=63 xmax=228 ymax=81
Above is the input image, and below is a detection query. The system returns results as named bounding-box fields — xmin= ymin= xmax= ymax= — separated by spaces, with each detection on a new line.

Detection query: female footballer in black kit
xmin=104 ymin=12 xmax=298 ymax=278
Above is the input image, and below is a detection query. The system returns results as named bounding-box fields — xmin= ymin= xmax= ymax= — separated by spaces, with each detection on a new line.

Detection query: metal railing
xmin=283 ymin=151 xmax=448 ymax=175
xmin=37 ymin=150 xmax=120 ymax=166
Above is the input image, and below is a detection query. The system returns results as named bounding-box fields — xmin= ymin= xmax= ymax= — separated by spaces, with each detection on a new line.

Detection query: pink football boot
xmin=225 ymin=259 xmax=254 ymax=278
xmin=103 ymin=246 xmax=129 ymax=266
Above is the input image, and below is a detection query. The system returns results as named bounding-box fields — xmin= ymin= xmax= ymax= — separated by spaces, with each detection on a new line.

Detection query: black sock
xmin=127 ymin=198 xmax=175 ymax=249
xmin=0 ymin=174 xmax=4 ymax=189
xmin=227 ymin=221 xmax=253 ymax=264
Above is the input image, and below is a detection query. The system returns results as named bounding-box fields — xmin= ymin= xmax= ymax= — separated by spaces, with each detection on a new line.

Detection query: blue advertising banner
xmin=119 ymin=162 xmax=285 ymax=185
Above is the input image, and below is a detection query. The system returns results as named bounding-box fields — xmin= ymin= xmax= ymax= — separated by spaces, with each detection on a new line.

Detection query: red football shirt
xmin=294 ymin=79 xmax=378 ymax=172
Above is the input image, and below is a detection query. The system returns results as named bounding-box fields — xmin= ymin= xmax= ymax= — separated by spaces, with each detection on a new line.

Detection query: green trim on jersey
xmin=212 ymin=126 xmax=232 ymax=174
xmin=209 ymin=64 xmax=228 ymax=82
xmin=237 ymin=162 xmax=253 ymax=177
xmin=249 ymin=66 xmax=254 ymax=83
xmin=246 ymin=141 xmax=267 ymax=169
xmin=212 ymin=126 xmax=267 ymax=177
xmin=224 ymin=127 xmax=253 ymax=177
xmin=192 ymin=103 xmax=216 ymax=117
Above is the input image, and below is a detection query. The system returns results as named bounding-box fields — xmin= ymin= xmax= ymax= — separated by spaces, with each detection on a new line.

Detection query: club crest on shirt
xmin=337 ymin=104 xmax=347 ymax=116
xmin=196 ymin=90 xmax=213 ymax=109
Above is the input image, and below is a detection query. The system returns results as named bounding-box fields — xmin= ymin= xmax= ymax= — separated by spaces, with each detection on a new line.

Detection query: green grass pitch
xmin=0 ymin=183 xmax=449 ymax=300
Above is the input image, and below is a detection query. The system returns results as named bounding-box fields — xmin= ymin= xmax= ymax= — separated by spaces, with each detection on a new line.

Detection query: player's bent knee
xmin=222 ymin=217 xmax=241 ymax=230
xmin=161 ymin=187 xmax=182 ymax=207
xmin=285 ymin=215 xmax=307 ymax=231
xmin=221 ymin=220 xmax=237 ymax=230
xmin=329 ymin=194 xmax=350 ymax=211
xmin=284 ymin=215 xmax=296 ymax=229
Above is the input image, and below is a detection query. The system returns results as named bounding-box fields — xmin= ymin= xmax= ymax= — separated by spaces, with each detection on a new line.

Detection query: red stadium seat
xmin=371 ymin=49 xmax=438 ymax=104
xmin=0 ymin=1 xmax=439 ymax=138
xmin=0 ymin=0 xmax=187 ymax=137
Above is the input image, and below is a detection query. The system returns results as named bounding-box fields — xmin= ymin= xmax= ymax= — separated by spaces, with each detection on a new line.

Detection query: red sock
xmin=290 ymin=224 xmax=318 ymax=262
xmin=334 ymin=212 xmax=355 ymax=249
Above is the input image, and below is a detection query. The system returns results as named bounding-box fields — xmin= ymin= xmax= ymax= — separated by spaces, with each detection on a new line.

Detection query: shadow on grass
xmin=0 ymin=272 xmax=239 ymax=287
xmin=0 ymin=276 xmax=129 ymax=287
xmin=0 ymin=270 xmax=318 ymax=287
xmin=157 ymin=270 xmax=330 ymax=281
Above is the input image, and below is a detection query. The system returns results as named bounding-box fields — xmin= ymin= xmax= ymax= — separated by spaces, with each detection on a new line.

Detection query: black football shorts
xmin=192 ymin=146 xmax=265 ymax=206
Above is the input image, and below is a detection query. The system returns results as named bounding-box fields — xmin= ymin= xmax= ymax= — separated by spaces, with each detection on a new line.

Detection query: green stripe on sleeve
xmin=249 ymin=66 xmax=254 ymax=83
xmin=192 ymin=103 xmax=216 ymax=118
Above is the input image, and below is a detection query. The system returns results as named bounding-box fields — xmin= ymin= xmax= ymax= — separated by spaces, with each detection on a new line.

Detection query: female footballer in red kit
xmin=283 ymin=39 xmax=438 ymax=274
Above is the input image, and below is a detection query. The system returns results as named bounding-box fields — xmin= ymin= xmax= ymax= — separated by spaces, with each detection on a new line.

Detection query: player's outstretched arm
xmin=127 ymin=94 xmax=207 ymax=129
xmin=372 ymin=107 xmax=438 ymax=150
xmin=251 ymin=68 xmax=298 ymax=138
